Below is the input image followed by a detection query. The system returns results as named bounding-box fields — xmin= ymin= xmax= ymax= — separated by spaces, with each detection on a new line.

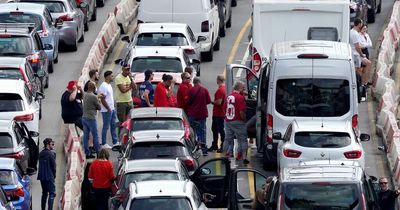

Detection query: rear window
xmin=128 ymin=142 xmax=188 ymax=160
xmin=132 ymin=118 xmax=183 ymax=131
xmin=130 ymin=197 xmax=192 ymax=210
xmin=122 ymin=172 xmax=179 ymax=189
xmin=136 ymin=33 xmax=188 ymax=46
xmin=0 ymin=94 xmax=24 ymax=112
xmin=0 ymin=36 xmax=32 ymax=56
xmin=0 ymin=13 xmax=43 ymax=29
xmin=0 ymin=170 xmax=18 ymax=185
xmin=295 ymin=132 xmax=352 ymax=148
xmin=131 ymin=57 xmax=183 ymax=73
xmin=0 ymin=133 xmax=13 ymax=148
xmin=283 ymin=183 xmax=361 ymax=210
xmin=275 ymin=79 xmax=350 ymax=117
xmin=0 ymin=68 xmax=23 ymax=80
xmin=29 ymin=1 xmax=66 ymax=13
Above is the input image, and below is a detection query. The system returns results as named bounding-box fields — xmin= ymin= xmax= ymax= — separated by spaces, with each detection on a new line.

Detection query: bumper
xmin=58 ymin=23 xmax=78 ymax=45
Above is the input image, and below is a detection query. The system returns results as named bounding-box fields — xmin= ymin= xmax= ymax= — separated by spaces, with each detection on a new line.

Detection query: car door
xmin=24 ymin=63 xmax=40 ymax=96
xmin=186 ymin=26 xmax=200 ymax=57
xmin=44 ymin=9 xmax=59 ymax=52
xmin=365 ymin=175 xmax=380 ymax=210
xmin=19 ymin=122 xmax=38 ymax=170
xmin=276 ymin=123 xmax=292 ymax=169
xmin=190 ymin=157 xmax=231 ymax=208
xmin=13 ymin=124 xmax=29 ymax=172
xmin=33 ymin=33 xmax=48 ymax=77
xmin=225 ymin=64 xmax=259 ymax=138
xmin=210 ymin=0 xmax=219 ymax=42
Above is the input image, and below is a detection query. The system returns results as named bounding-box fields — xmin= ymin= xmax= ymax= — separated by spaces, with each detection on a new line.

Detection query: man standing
xmin=115 ymin=64 xmax=136 ymax=125
xmin=98 ymin=70 xmax=118 ymax=149
xmin=223 ymin=81 xmax=249 ymax=164
xmin=378 ymin=177 xmax=400 ymax=210
xmin=139 ymin=69 xmax=154 ymax=107
xmin=154 ymin=74 xmax=174 ymax=107
xmin=177 ymin=72 xmax=192 ymax=113
xmin=186 ymin=78 xmax=211 ymax=156
xmin=61 ymin=81 xmax=83 ymax=130
xmin=37 ymin=138 xmax=56 ymax=210
xmin=84 ymin=69 xmax=99 ymax=92
xmin=209 ymin=75 xmax=225 ymax=153
xmin=82 ymin=82 xmax=101 ymax=159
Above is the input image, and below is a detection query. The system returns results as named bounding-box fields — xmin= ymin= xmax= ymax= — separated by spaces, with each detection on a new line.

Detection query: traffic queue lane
xmin=32 ymin=0 xmax=395 ymax=210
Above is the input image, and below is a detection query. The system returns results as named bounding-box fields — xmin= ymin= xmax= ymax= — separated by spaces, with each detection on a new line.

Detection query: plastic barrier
xmin=60 ymin=177 xmax=81 ymax=210
xmin=115 ymin=0 xmax=137 ymax=33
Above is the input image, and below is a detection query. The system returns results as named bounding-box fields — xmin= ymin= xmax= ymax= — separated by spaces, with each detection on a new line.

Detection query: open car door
xmin=19 ymin=122 xmax=39 ymax=171
xmin=190 ymin=157 xmax=231 ymax=208
xmin=225 ymin=64 xmax=259 ymax=138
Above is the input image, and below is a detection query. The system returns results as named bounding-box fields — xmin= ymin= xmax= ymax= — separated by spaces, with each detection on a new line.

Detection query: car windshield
xmin=0 ymin=94 xmax=24 ymax=112
xmin=128 ymin=142 xmax=188 ymax=160
xmin=283 ymin=183 xmax=361 ymax=210
xmin=0 ymin=13 xmax=43 ymax=29
xmin=136 ymin=33 xmax=189 ymax=46
xmin=0 ymin=133 xmax=13 ymax=148
xmin=276 ymin=79 xmax=350 ymax=117
xmin=135 ymin=83 xmax=179 ymax=96
xmin=0 ymin=36 xmax=31 ymax=56
xmin=26 ymin=1 xmax=66 ymax=13
xmin=130 ymin=197 xmax=192 ymax=210
xmin=131 ymin=57 xmax=183 ymax=73
xmin=0 ymin=170 xmax=18 ymax=185
xmin=0 ymin=68 xmax=23 ymax=80
xmin=122 ymin=172 xmax=179 ymax=189
xmin=295 ymin=132 xmax=352 ymax=148
xmin=131 ymin=118 xmax=183 ymax=131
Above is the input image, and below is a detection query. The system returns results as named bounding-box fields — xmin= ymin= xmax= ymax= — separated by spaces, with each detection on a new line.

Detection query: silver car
xmin=21 ymin=0 xmax=85 ymax=51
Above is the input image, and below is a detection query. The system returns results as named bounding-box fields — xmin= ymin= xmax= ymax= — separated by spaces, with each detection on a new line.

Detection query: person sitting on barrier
xmin=38 ymin=138 xmax=56 ymax=210
xmin=61 ymin=81 xmax=83 ymax=130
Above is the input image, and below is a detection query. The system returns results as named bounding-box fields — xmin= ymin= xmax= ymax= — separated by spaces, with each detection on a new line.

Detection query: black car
xmin=0 ymin=23 xmax=49 ymax=90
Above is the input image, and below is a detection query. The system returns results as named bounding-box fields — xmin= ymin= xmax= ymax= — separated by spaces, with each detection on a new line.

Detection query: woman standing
xmin=88 ymin=148 xmax=115 ymax=210
xmin=360 ymin=24 xmax=372 ymax=59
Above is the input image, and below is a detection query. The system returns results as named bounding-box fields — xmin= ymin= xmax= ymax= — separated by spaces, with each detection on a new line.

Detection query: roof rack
xmin=0 ymin=23 xmax=37 ymax=32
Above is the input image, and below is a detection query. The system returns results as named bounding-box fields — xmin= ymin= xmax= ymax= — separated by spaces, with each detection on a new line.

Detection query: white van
xmin=226 ymin=40 xmax=359 ymax=169
xmin=251 ymin=0 xmax=350 ymax=72
xmin=137 ymin=0 xmax=220 ymax=62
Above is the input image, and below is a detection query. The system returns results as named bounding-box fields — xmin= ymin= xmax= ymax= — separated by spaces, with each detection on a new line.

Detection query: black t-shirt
xmin=378 ymin=189 xmax=399 ymax=210
xmin=61 ymin=90 xmax=83 ymax=123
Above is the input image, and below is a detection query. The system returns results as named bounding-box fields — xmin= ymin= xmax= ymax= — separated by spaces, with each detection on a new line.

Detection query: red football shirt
xmin=212 ymin=84 xmax=226 ymax=117
xmin=225 ymin=91 xmax=246 ymax=122
xmin=154 ymin=82 xmax=169 ymax=107
xmin=88 ymin=159 xmax=115 ymax=189
xmin=177 ymin=82 xmax=192 ymax=112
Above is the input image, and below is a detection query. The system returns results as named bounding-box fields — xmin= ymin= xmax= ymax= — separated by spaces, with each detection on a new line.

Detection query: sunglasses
xmin=379 ymin=182 xmax=388 ymax=184
xmin=185 ymin=77 xmax=191 ymax=79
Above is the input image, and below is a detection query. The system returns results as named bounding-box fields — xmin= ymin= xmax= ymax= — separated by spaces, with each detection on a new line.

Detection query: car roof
xmin=0 ymin=80 xmax=26 ymax=93
xmin=129 ymin=180 xmax=193 ymax=198
xmin=137 ymin=23 xmax=189 ymax=34
xmin=131 ymin=46 xmax=184 ymax=58
xmin=291 ymin=120 xmax=352 ymax=133
xmin=134 ymin=72 xmax=182 ymax=84
xmin=131 ymin=130 xmax=185 ymax=143
xmin=0 ymin=157 xmax=16 ymax=171
xmin=0 ymin=57 xmax=26 ymax=68
xmin=0 ymin=120 xmax=14 ymax=133
xmin=271 ymin=40 xmax=352 ymax=60
xmin=124 ymin=159 xmax=181 ymax=173
xmin=0 ymin=3 xmax=47 ymax=13
xmin=131 ymin=107 xmax=185 ymax=119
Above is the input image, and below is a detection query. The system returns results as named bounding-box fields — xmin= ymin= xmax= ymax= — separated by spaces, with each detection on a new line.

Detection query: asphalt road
xmin=31 ymin=0 xmax=396 ymax=209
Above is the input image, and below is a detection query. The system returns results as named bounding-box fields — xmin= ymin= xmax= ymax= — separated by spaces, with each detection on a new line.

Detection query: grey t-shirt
xmin=83 ymin=92 xmax=101 ymax=119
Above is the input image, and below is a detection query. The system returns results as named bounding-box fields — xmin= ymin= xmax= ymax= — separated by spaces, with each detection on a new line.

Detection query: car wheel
xmin=213 ymin=36 xmax=220 ymax=51
xmin=377 ymin=0 xmax=381 ymax=13
xmin=48 ymin=61 xmax=54 ymax=73
xmin=367 ymin=7 xmax=375 ymax=23
xmin=96 ymin=0 xmax=104 ymax=7
xmin=54 ymin=52 xmax=58 ymax=63
xmin=201 ymin=46 xmax=213 ymax=62
xmin=226 ymin=12 xmax=232 ymax=28
xmin=91 ymin=6 xmax=97 ymax=21
xmin=44 ymin=75 xmax=49 ymax=89
xmin=231 ymin=0 xmax=237 ymax=7
xmin=84 ymin=18 xmax=89 ymax=31
xmin=39 ymin=100 xmax=42 ymax=120
xmin=79 ymin=30 xmax=85 ymax=42
xmin=219 ymin=23 xmax=226 ymax=37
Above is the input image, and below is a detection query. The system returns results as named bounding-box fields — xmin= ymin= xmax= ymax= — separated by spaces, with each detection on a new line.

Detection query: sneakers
xmin=208 ymin=146 xmax=218 ymax=152
xmin=102 ymin=144 xmax=112 ymax=149
xmin=361 ymin=97 xmax=366 ymax=102
xmin=89 ymin=146 xmax=96 ymax=154
xmin=113 ymin=142 xmax=121 ymax=147
xmin=216 ymin=149 xmax=223 ymax=153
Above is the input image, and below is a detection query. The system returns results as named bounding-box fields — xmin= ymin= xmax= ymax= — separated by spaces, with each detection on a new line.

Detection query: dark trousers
xmin=93 ymin=188 xmax=111 ymax=210
xmin=40 ymin=180 xmax=55 ymax=210
xmin=211 ymin=116 xmax=225 ymax=149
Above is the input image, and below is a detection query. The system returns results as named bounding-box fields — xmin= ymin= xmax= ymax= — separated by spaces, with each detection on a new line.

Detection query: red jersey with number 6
xmin=225 ymin=91 xmax=246 ymax=122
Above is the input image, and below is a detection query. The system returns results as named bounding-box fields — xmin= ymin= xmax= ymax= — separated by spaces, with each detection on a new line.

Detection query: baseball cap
xmin=144 ymin=69 xmax=153 ymax=77
xmin=66 ymin=81 xmax=77 ymax=89
xmin=43 ymin=138 xmax=54 ymax=146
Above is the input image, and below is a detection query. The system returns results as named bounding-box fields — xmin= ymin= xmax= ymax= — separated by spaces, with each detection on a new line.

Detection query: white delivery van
xmin=251 ymin=0 xmax=350 ymax=72
xmin=137 ymin=0 xmax=220 ymax=62
xmin=226 ymin=40 xmax=359 ymax=169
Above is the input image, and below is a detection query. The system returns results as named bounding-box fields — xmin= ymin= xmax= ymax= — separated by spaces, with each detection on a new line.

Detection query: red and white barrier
xmin=115 ymin=0 xmax=138 ymax=33
xmin=60 ymin=177 xmax=81 ymax=210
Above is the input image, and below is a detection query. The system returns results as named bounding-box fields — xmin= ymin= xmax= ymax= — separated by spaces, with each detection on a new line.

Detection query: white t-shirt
xmin=98 ymin=82 xmax=115 ymax=112
xmin=350 ymin=28 xmax=362 ymax=56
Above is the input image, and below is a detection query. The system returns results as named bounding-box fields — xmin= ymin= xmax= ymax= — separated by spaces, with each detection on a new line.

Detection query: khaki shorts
xmin=116 ymin=102 xmax=133 ymax=123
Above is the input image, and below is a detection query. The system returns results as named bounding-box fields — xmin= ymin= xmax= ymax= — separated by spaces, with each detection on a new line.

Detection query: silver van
xmin=225 ymin=40 xmax=359 ymax=169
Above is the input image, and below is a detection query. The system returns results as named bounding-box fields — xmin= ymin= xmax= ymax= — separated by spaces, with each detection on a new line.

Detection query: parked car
xmin=366 ymin=0 xmax=381 ymax=23
xmin=0 ymin=80 xmax=44 ymax=142
xmin=0 ymin=186 xmax=14 ymax=210
xmin=0 ymin=57 xmax=43 ymax=95
xmin=0 ymin=2 xmax=60 ymax=73
xmin=0 ymin=23 xmax=49 ymax=89
xmin=217 ymin=0 xmax=232 ymax=37
xmin=350 ymin=0 xmax=368 ymax=24
xmin=20 ymin=0 xmax=85 ymax=51
xmin=123 ymin=23 xmax=201 ymax=61
xmin=0 ymin=158 xmax=35 ymax=210
xmin=276 ymin=120 xmax=370 ymax=171
xmin=75 ymin=0 xmax=96 ymax=31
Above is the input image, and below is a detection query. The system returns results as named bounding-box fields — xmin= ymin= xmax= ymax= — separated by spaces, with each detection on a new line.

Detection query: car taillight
xmin=184 ymin=48 xmax=195 ymax=54
xmin=28 ymin=53 xmax=40 ymax=64
xmin=2 ymin=151 xmax=24 ymax=160
xmin=183 ymin=119 xmax=190 ymax=140
xmin=266 ymin=114 xmax=273 ymax=145
xmin=283 ymin=148 xmax=302 ymax=158
xmin=183 ymin=159 xmax=195 ymax=171
xmin=14 ymin=113 xmax=34 ymax=121
xmin=352 ymin=114 xmax=358 ymax=128
xmin=201 ymin=20 xmax=209 ymax=32
xmin=252 ymin=47 xmax=261 ymax=72
xmin=58 ymin=14 xmax=74 ymax=21
xmin=5 ymin=187 xmax=24 ymax=199
xmin=344 ymin=150 xmax=362 ymax=159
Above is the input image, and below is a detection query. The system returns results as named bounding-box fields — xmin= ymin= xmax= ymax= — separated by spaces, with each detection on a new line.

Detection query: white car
xmin=123 ymin=23 xmax=201 ymax=61
xmin=276 ymin=120 xmax=370 ymax=171
xmin=0 ymin=80 xmax=44 ymax=144
xmin=118 ymin=46 xmax=200 ymax=76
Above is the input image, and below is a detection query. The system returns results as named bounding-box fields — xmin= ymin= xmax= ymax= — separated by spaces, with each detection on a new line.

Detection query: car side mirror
xmin=114 ymin=59 xmax=123 ymax=65
xmin=360 ymin=133 xmax=370 ymax=141
xmin=197 ymin=36 xmax=207 ymax=43
xmin=200 ymin=168 xmax=211 ymax=175
xmin=121 ymin=35 xmax=130 ymax=43
xmin=29 ymin=131 xmax=39 ymax=137
xmin=43 ymin=44 xmax=53 ymax=50
xmin=26 ymin=167 xmax=36 ymax=176
xmin=36 ymin=92 xmax=45 ymax=100
xmin=79 ymin=1 xmax=88 ymax=8
xmin=54 ymin=19 xmax=63 ymax=27
xmin=273 ymin=132 xmax=282 ymax=140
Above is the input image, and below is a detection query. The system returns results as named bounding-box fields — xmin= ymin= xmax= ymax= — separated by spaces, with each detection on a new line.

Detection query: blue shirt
xmin=37 ymin=148 xmax=56 ymax=181
xmin=139 ymin=80 xmax=154 ymax=107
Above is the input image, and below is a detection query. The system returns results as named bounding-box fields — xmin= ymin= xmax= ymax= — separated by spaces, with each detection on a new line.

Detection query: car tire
xmin=39 ymin=100 xmax=42 ymax=120
xmin=79 ymin=30 xmax=85 ymax=42
xmin=201 ymin=47 xmax=213 ymax=62
xmin=96 ymin=0 xmax=104 ymax=7
xmin=213 ymin=36 xmax=220 ymax=51
xmin=91 ymin=7 xmax=97 ymax=21
xmin=48 ymin=61 xmax=54 ymax=73
xmin=367 ymin=8 xmax=375 ymax=23
xmin=44 ymin=75 xmax=49 ymax=89
xmin=377 ymin=1 xmax=381 ymax=13
xmin=70 ymin=41 xmax=78 ymax=51
xmin=84 ymin=18 xmax=89 ymax=31
xmin=231 ymin=0 xmax=237 ymax=7
xmin=219 ymin=23 xmax=226 ymax=37
xmin=54 ymin=53 xmax=58 ymax=64
xmin=226 ymin=12 xmax=232 ymax=28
